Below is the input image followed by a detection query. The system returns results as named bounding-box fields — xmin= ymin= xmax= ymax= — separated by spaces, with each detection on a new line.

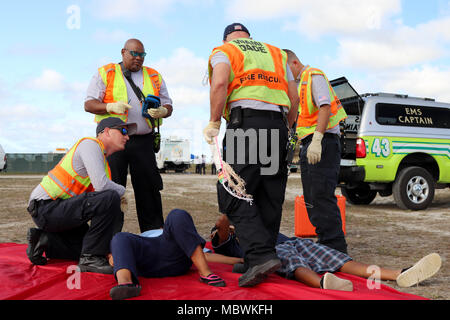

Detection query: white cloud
xmin=89 ymin=0 xmax=210 ymax=20
xmin=414 ymin=16 xmax=450 ymax=42
xmin=28 ymin=69 xmax=66 ymax=92
xmin=89 ymin=0 xmax=173 ymax=20
xmin=381 ymin=65 xmax=450 ymax=103
xmin=153 ymin=47 xmax=208 ymax=86
xmin=0 ymin=103 xmax=96 ymax=153
xmin=0 ymin=103 xmax=40 ymax=120
xmin=92 ymin=29 xmax=133 ymax=43
xmin=343 ymin=65 xmax=450 ymax=104
xmin=25 ymin=69 xmax=88 ymax=104
xmin=333 ymin=13 xmax=450 ymax=71
xmin=227 ymin=0 xmax=401 ymax=37
xmin=335 ymin=38 xmax=444 ymax=70
xmin=170 ymin=86 xmax=209 ymax=107
xmin=152 ymin=47 xmax=209 ymax=109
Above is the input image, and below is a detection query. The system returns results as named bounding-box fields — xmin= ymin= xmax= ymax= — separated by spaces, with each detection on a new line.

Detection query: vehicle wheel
xmin=341 ymin=184 xmax=377 ymax=205
xmin=393 ymin=166 xmax=435 ymax=210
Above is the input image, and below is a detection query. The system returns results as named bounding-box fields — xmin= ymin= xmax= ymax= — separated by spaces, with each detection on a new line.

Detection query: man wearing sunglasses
xmin=26 ymin=118 xmax=137 ymax=274
xmin=84 ymin=39 xmax=173 ymax=233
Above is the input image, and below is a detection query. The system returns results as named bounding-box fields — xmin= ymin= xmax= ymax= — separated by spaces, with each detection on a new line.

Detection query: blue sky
xmin=0 ymin=0 xmax=449 ymax=156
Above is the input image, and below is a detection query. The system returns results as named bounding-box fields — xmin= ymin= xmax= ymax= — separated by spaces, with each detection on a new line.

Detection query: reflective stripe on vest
xmin=40 ymin=138 xmax=111 ymax=200
xmin=96 ymin=63 xmax=163 ymax=128
xmin=296 ymin=67 xmax=347 ymax=139
xmin=208 ymin=38 xmax=291 ymax=121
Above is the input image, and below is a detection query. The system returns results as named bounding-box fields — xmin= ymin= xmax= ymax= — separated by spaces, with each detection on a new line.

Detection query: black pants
xmin=218 ymin=109 xmax=288 ymax=268
xmin=31 ymin=190 xmax=124 ymax=260
xmin=300 ymin=133 xmax=347 ymax=253
xmin=107 ymin=133 xmax=164 ymax=232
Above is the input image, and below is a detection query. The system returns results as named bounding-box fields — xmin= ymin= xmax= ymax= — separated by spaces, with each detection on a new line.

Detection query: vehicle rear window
xmin=375 ymin=103 xmax=450 ymax=129
xmin=330 ymin=77 xmax=364 ymax=116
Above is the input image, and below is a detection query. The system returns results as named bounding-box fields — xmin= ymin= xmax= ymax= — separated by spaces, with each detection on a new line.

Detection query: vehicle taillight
xmin=356 ymin=138 xmax=366 ymax=158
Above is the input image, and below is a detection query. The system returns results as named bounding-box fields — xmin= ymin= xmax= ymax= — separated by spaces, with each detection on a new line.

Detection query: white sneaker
xmin=321 ymin=272 xmax=353 ymax=291
xmin=396 ymin=253 xmax=442 ymax=288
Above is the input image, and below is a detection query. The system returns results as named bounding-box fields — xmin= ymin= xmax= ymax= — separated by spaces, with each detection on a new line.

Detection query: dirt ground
xmin=0 ymin=173 xmax=448 ymax=300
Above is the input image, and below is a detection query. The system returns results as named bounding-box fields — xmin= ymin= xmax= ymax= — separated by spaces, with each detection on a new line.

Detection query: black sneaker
xmin=238 ymin=258 xmax=281 ymax=287
xmin=26 ymin=228 xmax=48 ymax=265
xmin=78 ymin=254 xmax=113 ymax=274
xmin=110 ymin=284 xmax=142 ymax=300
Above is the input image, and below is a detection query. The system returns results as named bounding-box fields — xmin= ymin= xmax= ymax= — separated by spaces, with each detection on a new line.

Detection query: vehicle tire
xmin=393 ymin=166 xmax=435 ymax=210
xmin=341 ymin=184 xmax=377 ymax=205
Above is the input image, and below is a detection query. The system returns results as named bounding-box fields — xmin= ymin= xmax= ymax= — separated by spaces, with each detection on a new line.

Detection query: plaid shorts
xmin=276 ymin=238 xmax=352 ymax=279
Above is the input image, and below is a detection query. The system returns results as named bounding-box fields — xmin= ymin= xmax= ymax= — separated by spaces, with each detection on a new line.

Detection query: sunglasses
xmin=125 ymin=49 xmax=147 ymax=58
xmin=111 ymin=127 xmax=129 ymax=136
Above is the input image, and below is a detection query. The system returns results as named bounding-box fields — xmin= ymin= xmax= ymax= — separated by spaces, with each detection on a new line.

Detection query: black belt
xmin=231 ymin=108 xmax=284 ymax=120
xmin=301 ymin=132 xmax=339 ymax=145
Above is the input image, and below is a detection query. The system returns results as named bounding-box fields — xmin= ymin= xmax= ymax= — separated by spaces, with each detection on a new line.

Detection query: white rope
xmin=210 ymin=136 xmax=253 ymax=205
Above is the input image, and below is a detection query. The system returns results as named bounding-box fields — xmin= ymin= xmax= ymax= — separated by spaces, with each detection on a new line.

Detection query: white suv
xmin=331 ymin=77 xmax=450 ymax=210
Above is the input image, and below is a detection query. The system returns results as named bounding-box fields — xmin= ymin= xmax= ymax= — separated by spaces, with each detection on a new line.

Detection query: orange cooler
xmin=294 ymin=195 xmax=346 ymax=237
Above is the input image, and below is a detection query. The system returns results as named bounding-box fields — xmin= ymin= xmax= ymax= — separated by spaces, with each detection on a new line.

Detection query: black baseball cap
xmin=223 ymin=23 xmax=250 ymax=41
xmin=96 ymin=117 xmax=137 ymax=136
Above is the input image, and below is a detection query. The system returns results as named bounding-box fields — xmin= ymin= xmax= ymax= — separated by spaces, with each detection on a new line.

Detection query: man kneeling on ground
xmin=26 ymin=118 xmax=135 ymax=274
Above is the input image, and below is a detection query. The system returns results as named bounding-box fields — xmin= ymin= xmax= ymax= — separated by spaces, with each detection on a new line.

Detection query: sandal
xmin=200 ymin=273 xmax=226 ymax=287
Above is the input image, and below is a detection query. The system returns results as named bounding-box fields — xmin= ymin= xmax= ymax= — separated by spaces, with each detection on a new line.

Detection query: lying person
xmin=108 ymin=209 xmax=237 ymax=300
xmin=210 ymin=214 xmax=442 ymax=291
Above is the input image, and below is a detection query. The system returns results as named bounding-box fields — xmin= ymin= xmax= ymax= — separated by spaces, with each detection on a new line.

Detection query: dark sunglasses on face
xmin=125 ymin=49 xmax=147 ymax=58
xmin=112 ymin=127 xmax=129 ymax=135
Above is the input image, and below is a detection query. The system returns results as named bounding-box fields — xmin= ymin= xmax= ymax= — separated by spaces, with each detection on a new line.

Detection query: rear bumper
xmin=339 ymin=162 xmax=365 ymax=183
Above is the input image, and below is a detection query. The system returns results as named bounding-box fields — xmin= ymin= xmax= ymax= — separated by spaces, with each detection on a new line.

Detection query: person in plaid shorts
xmin=211 ymin=214 xmax=442 ymax=291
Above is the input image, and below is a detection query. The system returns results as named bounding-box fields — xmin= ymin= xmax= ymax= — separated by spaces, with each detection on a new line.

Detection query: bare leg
xmin=191 ymin=245 xmax=213 ymax=277
xmin=293 ymin=267 xmax=322 ymax=288
xmin=339 ymin=261 xmax=401 ymax=281
xmin=205 ymin=252 xmax=244 ymax=265
xmin=116 ymin=268 xmax=133 ymax=285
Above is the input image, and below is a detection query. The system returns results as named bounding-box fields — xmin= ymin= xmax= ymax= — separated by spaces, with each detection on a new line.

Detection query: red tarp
xmin=0 ymin=243 xmax=426 ymax=300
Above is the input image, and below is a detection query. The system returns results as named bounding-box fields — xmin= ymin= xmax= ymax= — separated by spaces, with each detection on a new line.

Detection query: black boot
xmin=78 ymin=254 xmax=113 ymax=274
xmin=26 ymin=228 xmax=48 ymax=265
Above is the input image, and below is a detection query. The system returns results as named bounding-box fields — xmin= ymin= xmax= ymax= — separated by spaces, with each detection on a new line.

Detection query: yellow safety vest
xmin=40 ymin=138 xmax=111 ymax=200
xmin=96 ymin=63 xmax=163 ymax=128
xmin=208 ymin=38 xmax=291 ymax=121
xmin=297 ymin=67 xmax=347 ymax=139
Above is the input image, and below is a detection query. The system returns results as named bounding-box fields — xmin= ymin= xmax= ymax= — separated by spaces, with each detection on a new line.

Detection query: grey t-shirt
xmin=210 ymin=51 xmax=294 ymax=114
xmin=28 ymin=139 xmax=125 ymax=204
xmin=85 ymin=67 xmax=173 ymax=135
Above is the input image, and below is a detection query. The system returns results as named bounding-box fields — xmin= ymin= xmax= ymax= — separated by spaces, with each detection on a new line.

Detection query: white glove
xmin=203 ymin=121 xmax=221 ymax=145
xmin=120 ymin=195 xmax=128 ymax=214
xmin=106 ymin=101 xmax=132 ymax=114
xmin=147 ymin=106 xmax=168 ymax=119
xmin=307 ymin=131 xmax=323 ymax=165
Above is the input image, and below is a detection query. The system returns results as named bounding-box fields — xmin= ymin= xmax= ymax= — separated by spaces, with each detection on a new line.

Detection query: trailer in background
xmin=156 ymin=136 xmax=191 ymax=173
